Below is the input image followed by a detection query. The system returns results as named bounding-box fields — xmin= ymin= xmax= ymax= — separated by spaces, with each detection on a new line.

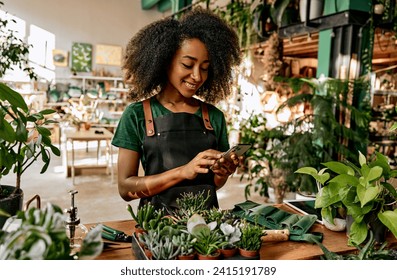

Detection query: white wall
xmin=2 ymin=0 xmax=166 ymax=79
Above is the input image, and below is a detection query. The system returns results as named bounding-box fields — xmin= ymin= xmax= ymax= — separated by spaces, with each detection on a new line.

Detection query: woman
xmin=112 ymin=8 xmax=242 ymax=211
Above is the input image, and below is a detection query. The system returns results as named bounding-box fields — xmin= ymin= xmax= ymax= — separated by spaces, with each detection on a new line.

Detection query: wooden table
xmin=64 ymin=127 xmax=114 ymax=185
xmin=90 ymin=205 xmax=397 ymax=260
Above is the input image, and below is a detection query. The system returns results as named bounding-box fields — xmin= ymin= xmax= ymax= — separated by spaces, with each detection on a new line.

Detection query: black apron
xmin=138 ymin=98 xmax=219 ymax=211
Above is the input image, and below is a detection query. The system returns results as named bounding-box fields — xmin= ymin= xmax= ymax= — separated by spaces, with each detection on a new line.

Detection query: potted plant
xmin=296 ymin=150 xmax=397 ymax=246
xmin=126 ymin=203 xmax=164 ymax=234
xmin=219 ymin=221 xmax=241 ymax=258
xmin=0 ymin=203 xmax=103 ymax=260
xmin=0 ymin=84 xmax=61 ymax=227
xmin=0 ymin=1 xmax=60 ymax=228
xmin=187 ymin=213 xmax=227 ymax=260
xmin=172 ymin=232 xmax=197 ymax=260
xmin=237 ymin=220 xmax=264 ymax=258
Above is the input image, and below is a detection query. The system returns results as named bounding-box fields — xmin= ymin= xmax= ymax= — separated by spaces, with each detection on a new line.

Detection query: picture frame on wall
xmin=52 ymin=49 xmax=68 ymax=67
xmin=71 ymin=42 xmax=92 ymax=72
xmin=95 ymin=44 xmax=122 ymax=66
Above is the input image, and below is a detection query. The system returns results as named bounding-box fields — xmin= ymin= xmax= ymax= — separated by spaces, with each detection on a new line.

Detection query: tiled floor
xmin=1 ymin=141 xmax=267 ymax=224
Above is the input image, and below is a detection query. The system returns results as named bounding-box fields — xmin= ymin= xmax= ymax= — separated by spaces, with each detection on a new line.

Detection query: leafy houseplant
xmin=0 ymin=84 xmax=60 ymax=226
xmin=296 ymin=151 xmax=397 ymax=246
xmin=0 ymin=203 xmax=103 ymax=260
xmin=0 ymin=1 xmax=60 ymax=227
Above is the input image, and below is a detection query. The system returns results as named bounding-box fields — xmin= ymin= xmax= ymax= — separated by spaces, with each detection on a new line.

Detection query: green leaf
xmin=370 ymin=152 xmax=391 ymax=178
xmin=348 ymin=220 xmax=368 ymax=246
xmin=0 ymin=83 xmax=28 ymax=111
xmin=357 ymin=184 xmax=381 ymax=207
xmin=321 ymin=206 xmax=334 ymax=224
xmin=295 ymin=167 xmax=330 ymax=185
xmin=329 ymin=174 xmax=359 ymax=187
xmin=366 ymin=166 xmax=383 ymax=182
xmin=358 ymin=151 xmax=366 ymax=166
xmin=36 ymin=126 xmax=51 ymax=137
xmin=39 ymin=109 xmax=56 ymax=115
xmin=378 ymin=210 xmax=397 ymax=238
xmin=322 ymin=161 xmax=354 ymax=175
xmin=0 ymin=118 xmax=16 ymax=142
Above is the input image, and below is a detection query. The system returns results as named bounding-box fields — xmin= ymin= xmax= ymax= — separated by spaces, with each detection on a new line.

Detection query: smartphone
xmin=210 ymin=144 xmax=252 ymax=170
xmin=222 ymin=144 xmax=252 ymax=160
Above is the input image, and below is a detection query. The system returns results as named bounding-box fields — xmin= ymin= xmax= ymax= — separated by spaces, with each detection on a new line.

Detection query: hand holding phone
xmin=221 ymin=143 xmax=252 ymax=160
xmin=210 ymin=144 xmax=251 ymax=170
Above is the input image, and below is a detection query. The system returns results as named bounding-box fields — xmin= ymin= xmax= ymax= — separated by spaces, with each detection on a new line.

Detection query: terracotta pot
xmin=197 ymin=251 xmax=220 ymax=260
xmin=238 ymin=248 xmax=259 ymax=258
xmin=178 ymin=253 xmax=196 ymax=260
xmin=144 ymin=247 xmax=153 ymax=259
xmin=220 ymin=247 xmax=237 ymax=258
xmin=134 ymin=225 xmax=146 ymax=235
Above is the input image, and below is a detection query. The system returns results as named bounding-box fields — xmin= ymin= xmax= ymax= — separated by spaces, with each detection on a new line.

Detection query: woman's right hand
xmin=180 ymin=149 xmax=222 ymax=180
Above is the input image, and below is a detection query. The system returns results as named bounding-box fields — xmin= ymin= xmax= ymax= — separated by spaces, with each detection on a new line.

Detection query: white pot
xmin=299 ymin=0 xmax=324 ymax=22
xmin=323 ymin=217 xmax=346 ymax=232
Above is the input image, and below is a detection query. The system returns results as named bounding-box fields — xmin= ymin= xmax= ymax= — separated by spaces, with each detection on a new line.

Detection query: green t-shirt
xmin=112 ymin=98 xmax=230 ymax=166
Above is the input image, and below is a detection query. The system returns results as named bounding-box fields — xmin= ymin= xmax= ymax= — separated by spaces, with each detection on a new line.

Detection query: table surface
xmin=64 ymin=127 xmax=113 ymax=141
xmin=89 ymin=204 xmax=397 ymax=260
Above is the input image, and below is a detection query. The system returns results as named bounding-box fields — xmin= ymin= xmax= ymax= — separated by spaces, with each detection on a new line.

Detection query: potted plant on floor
xmin=0 ymin=1 xmax=60 ymax=228
xmin=296 ymin=151 xmax=397 ymax=246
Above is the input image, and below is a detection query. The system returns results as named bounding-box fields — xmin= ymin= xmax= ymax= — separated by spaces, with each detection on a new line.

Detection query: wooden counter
xmin=89 ymin=205 xmax=397 ymax=260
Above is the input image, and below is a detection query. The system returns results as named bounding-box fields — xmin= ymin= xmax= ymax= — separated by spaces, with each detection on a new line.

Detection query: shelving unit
xmin=70 ymin=75 xmax=123 ymax=92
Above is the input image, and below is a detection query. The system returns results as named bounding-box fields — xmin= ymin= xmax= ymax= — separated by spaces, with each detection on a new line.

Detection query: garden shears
xmin=101 ymin=224 xmax=132 ymax=243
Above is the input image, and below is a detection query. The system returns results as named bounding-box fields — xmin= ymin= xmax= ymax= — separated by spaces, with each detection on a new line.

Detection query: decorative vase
xmin=238 ymin=248 xmax=259 ymax=258
xmin=220 ymin=247 xmax=238 ymax=258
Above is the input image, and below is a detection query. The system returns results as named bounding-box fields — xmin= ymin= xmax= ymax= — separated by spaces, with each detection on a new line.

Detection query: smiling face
xmin=165 ymin=38 xmax=210 ymax=99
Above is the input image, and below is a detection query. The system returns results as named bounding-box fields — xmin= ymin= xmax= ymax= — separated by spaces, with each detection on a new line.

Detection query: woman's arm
xmin=117 ymin=147 xmax=222 ymax=201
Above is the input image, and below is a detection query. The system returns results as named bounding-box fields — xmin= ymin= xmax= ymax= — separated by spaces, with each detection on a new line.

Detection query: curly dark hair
xmin=122 ymin=7 xmax=241 ymax=104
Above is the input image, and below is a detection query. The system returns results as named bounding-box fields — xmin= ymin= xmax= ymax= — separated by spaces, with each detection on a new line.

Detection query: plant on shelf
xmin=0 ymin=203 xmax=103 ymax=260
xmin=273 ymin=76 xmax=372 ymax=196
xmin=296 ymin=150 xmax=397 ymax=246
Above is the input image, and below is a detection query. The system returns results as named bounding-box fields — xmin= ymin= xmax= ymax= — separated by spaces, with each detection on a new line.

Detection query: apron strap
xmin=143 ymin=98 xmax=155 ymax=136
xmin=201 ymin=102 xmax=214 ymax=131
xmin=143 ymin=98 xmax=214 ymax=135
